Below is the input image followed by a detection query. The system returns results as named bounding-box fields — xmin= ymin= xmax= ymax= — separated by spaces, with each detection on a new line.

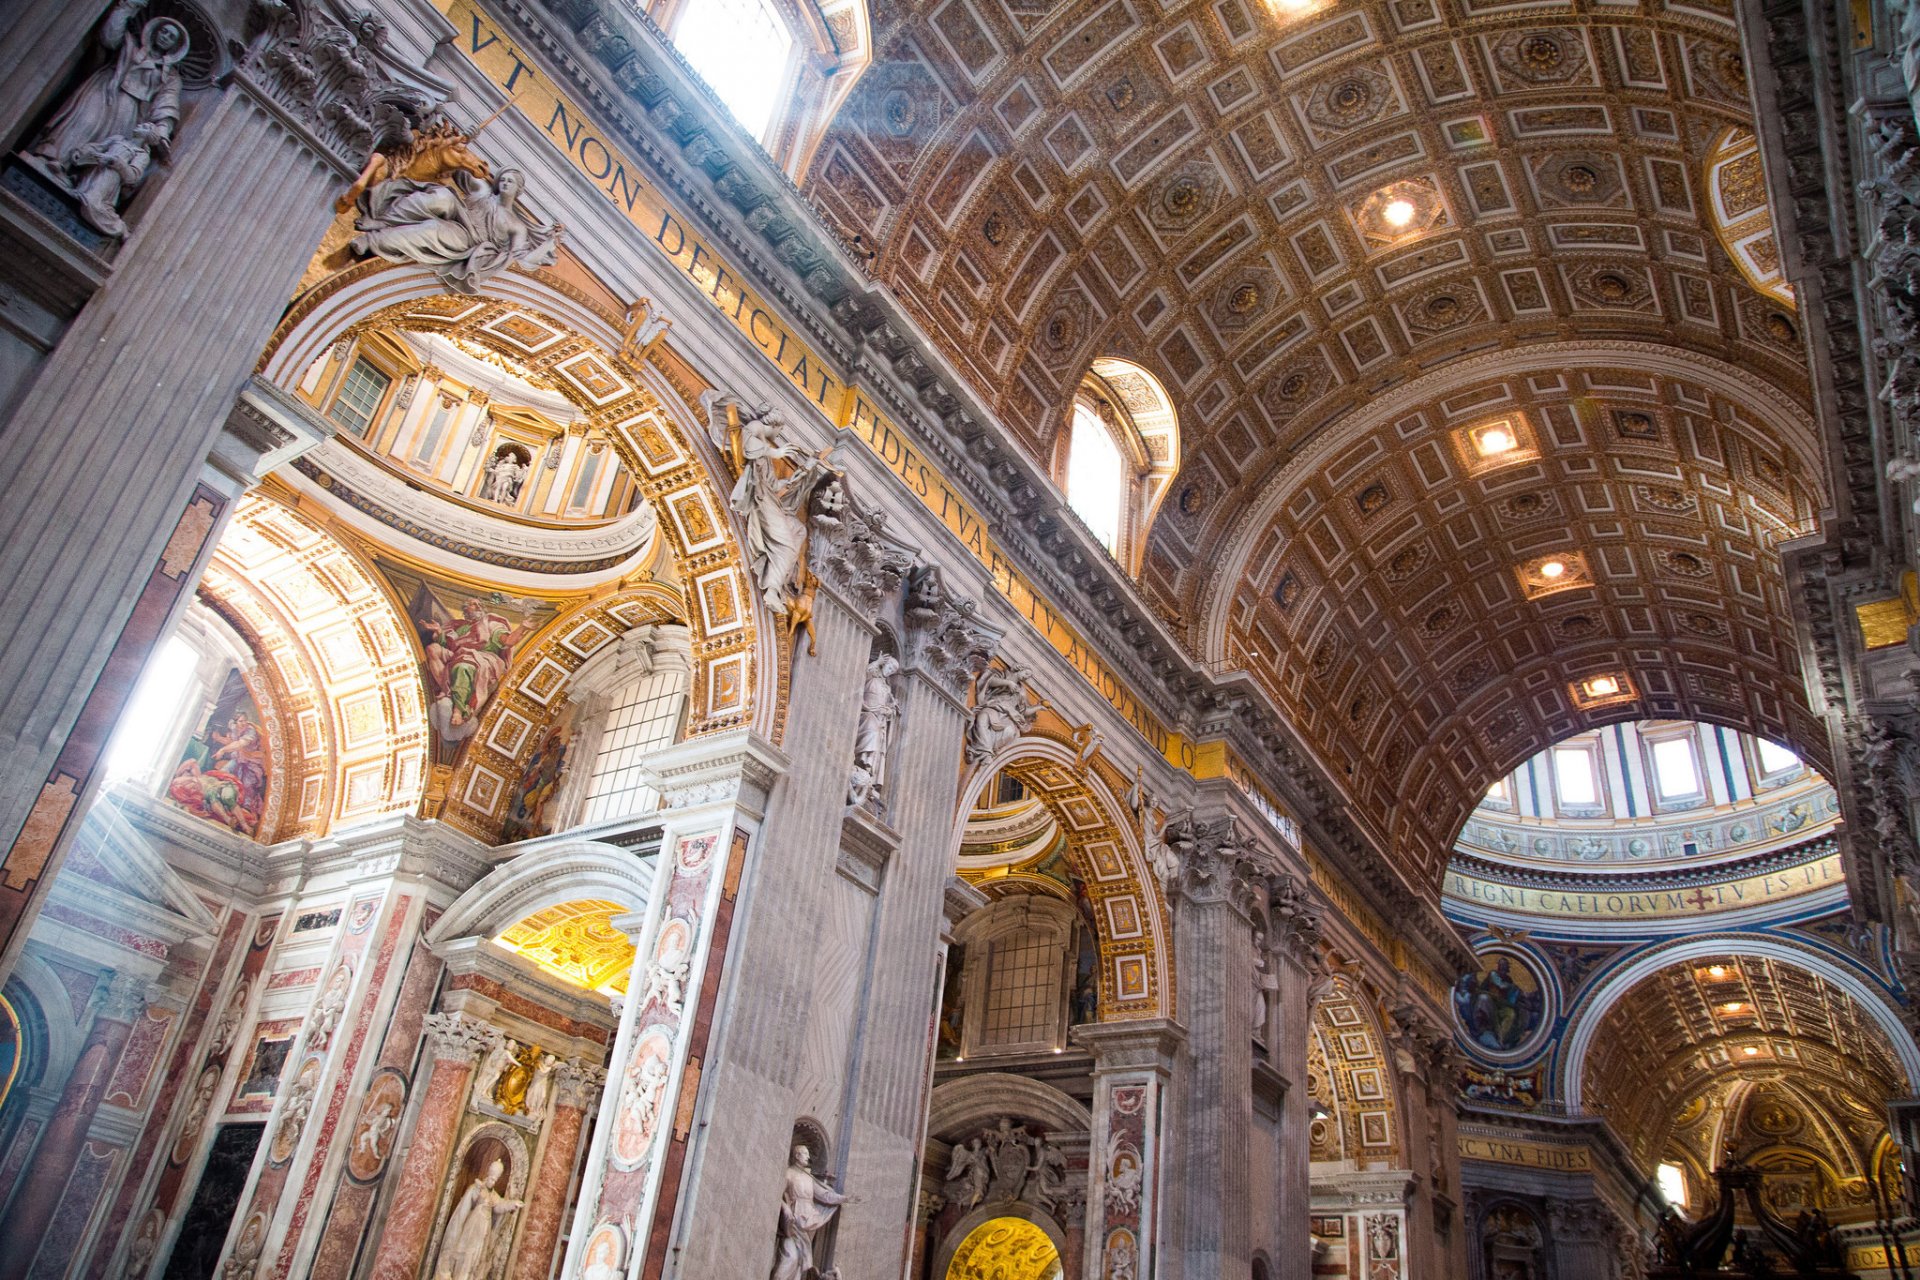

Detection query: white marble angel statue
xmin=702 ymin=394 xmax=832 ymax=615
xmin=434 ymin=1158 xmax=524 ymax=1280
xmin=351 ymin=168 xmax=560 ymax=294
xmin=965 ymin=664 xmax=1035 ymax=764
xmin=770 ymin=1143 xmax=852 ymax=1280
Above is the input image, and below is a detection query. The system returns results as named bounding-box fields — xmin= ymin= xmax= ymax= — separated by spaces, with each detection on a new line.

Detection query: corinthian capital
xmin=1262 ymin=873 xmax=1322 ymax=961
xmin=1164 ymin=814 xmax=1264 ymax=914
xmin=808 ymin=484 xmax=916 ymax=615
xmin=554 ymin=1057 xmax=609 ymax=1110
xmin=236 ymin=0 xmax=448 ymax=166
xmin=904 ymin=563 xmax=998 ymax=699
xmin=423 ymin=1012 xmax=500 ymax=1064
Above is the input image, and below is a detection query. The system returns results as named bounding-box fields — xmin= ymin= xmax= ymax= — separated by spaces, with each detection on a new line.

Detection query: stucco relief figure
xmin=848 ymin=655 xmax=901 ymax=807
xmin=965 ymin=664 xmax=1035 ymax=764
xmin=521 ymin=1053 xmax=557 ymax=1118
xmin=21 ymin=0 xmax=188 ymax=236
xmin=351 ymin=168 xmax=560 ymax=294
xmin=770 ymin=1143 xmax=852 ymax=1280
xmin=474 ymin=1038 xmax=517 ymax=1106
xmin=306 ymin=961 xmax=352 ymax=1050
xmin=434 ymin=1158 xmax=524 ymax=1280
xmin=943 ymin=1140 xmax=989 ymax=1210
xmin=702 ymin=394 xmax=834 ymax=616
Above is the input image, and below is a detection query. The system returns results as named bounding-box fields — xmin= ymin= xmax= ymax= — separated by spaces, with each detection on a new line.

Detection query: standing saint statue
xmin=848 ymin=655 xmax=900 ymax=807
xmin=21 ymin=0 xmax=190 ymax=236
xmin=435 ymin=1158 xmax=524 ymax=1280
xmin=770 ymin=1143 xmax=852 ymax=1280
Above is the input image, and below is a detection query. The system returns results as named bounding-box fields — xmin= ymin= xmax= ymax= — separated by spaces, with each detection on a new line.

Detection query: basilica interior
xmin=2 ymin=0 xmax=1920 ymax=1276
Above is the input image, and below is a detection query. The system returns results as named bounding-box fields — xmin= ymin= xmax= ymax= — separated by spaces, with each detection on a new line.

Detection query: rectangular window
xmin=1657 ymin=1162 xmax=1688 ymax=1209
xmin=1067 ymin=405 xmax=1126 ymax=556
xmin=1652 ymin=738 xmax=1702 ymax=800
xmin=1755 ymin=738 xmax=1800 ymax=776
xmin=978 ymin=931 xmax=1062 ymax=1050
xmin=569 ymin=448 xmax=604 ymax=510
xmin=1552 ymin=747 xmax=1598 ymax=807
xmin=329 ymin=359 xmax=391 ymax=436
xmin=1486 ymin=777 xmax=1510 ymax=804
xmin=580 ymin=667 xmax=687 ymax=824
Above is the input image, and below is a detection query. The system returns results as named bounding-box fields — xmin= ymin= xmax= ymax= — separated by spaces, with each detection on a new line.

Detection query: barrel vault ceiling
xmin=803 ymin=0 xmax=1828 ymax=883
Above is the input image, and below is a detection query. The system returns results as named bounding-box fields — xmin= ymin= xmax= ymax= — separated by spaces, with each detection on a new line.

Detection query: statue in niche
xmin=20 ymin=0 xmax=189 ymax=237
xmin=965 ymin=664 xmax=1035 ymax=764
xmin=848 ymin=655 xmax=901 ymax=808
xmin=702 ymin=394 xmax=834 ymax=617
xmin=350 ymin=166 xmax=560 ymax=295
xmin=434 ymin=1156 xmax=524 ymax=1280
xmin=481 ymin=445 xmax=530 ymax=504
xmin=770 ymin=1142 xmax=852 ymax=1280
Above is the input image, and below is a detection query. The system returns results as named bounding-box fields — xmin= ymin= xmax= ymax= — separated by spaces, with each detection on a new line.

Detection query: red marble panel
xmin=103 ymin=1007 xmax=175 ymax=1109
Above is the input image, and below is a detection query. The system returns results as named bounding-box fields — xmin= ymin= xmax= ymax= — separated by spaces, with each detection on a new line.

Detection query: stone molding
xmin=98 ymin=972 xmax=150 ymax=1024
xmin=1070 ymin=1017 xmax=1186 ymax=1073
xmin=636 ymin=729 xmax=787 ymax=817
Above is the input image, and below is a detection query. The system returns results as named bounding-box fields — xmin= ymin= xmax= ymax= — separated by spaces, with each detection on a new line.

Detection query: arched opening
xmin=941 ymin=1215 xmax=1062 ymax=1280
xmin=1052 ymin=358 xmax=1181 ymax=577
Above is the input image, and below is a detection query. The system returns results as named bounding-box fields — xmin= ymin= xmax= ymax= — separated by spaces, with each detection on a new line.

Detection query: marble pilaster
xmin=1265 ymin=915 xmax=1319 ymax=1280
xmin=1072 ymin=1018 xmax=1184 ymax=1280
xmin=512 ymin=1060 xmax=604 ymax=1280
xmin=367 ymin=1012 xmax=501 ymax=1280
xmin=0 ymin=6 xmax=442 ymax=987
xmin=1 ymin=974 xmax=146 ymax=1280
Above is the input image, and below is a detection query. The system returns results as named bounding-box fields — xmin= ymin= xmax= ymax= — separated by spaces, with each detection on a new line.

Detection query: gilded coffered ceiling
xmin=804 ymin=0 xmax=1826 ymax=882
xmin=1582 ymin=955 xmax=1908 ymax=1169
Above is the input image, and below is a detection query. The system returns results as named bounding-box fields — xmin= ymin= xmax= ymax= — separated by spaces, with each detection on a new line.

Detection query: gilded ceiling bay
xmin=804 ymin=0 xmax=1827 ymax=881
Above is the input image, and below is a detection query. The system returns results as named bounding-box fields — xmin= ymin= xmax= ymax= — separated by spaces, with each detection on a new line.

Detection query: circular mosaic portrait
xmin=1452 ymin=948 xmax=1551 ymax=1060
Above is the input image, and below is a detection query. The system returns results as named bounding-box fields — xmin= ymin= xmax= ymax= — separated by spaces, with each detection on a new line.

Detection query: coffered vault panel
xmin=1581 ymin=955 xmax=1909 ymax=1168
xmin=1217 ymin=361 xmax=1825 ymax=881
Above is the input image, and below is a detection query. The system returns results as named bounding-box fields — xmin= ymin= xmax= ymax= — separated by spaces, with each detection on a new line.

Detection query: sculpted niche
xmin=21 ymin=0 xmax=190 ymax=236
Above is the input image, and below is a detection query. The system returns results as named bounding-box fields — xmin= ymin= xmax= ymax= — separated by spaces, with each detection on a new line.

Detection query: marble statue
xmin=965 ymin=664 xmax=1035 ymax=764
xmin=522 ymin=1053 xmax=557 ymax=1118
xmin=351 ymin=168 xmax=560 ymax=295
xmin=702 ymin=395 xmax=833 ymax=615
xmin=482 ymin=449 xmax=528 ymax=504
xmin=770 ymin=1143 xmax=851 ymax=1280
xmin=21 ymin=0 xmax=188 ymax=237
xmin=848 ymin=655 xmax=901 ymax=807
xmin=943 ymin=1140 xmax=989 ymax=1210
xmin=434 ymin=1159 xmax=524 ymax=1280
xmin=474 ymin=1038 xmax=517 ymax=1106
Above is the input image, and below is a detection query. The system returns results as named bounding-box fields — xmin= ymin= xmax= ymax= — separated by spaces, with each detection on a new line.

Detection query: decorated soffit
xmin=1662 ymin=1077 xmax=1891 ymax=1219
xmin=494 ymin=898 xmax=636 ymax=994
xmin=1582 ymin=955 xmax=1908 ymax=1168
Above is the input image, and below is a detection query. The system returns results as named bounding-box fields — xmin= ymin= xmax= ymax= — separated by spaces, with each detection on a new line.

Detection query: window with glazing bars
xmin=329 ymin=358 xmax=391 ymax=436
xmin=580 ymin=667 xmax=686 ymax=824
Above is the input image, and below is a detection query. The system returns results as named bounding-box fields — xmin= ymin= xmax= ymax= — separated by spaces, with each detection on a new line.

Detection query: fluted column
xmin=1161 ymin=814 xmax=1265 ymax=1278
xmin=512 ymin=1059 xmax=605 ymax=1280
xmin=1073 ymin=1019 xmax=1183 ymax=1280
xmin=831 ymin=565 xmax=991 ymax=1270
xmin=1266 ymin=892 xmax=1321 ymax=1280
xmin=368 ymin=1013 xmax=500 ymax=1280
xmin=0 ymin=974 xmax=146 ymax=1280
xmin=0 ymin=10 xmax=443 ymax=984
xmin=0 ymin=0 xmax=106 ymax=149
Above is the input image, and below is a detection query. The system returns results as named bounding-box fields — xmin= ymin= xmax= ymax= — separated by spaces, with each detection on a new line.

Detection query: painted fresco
xmin=500 ymin=719 xmax=571 ymax=843
xmin=379 ymin=560 xmax=554 ymax=764
xmin=1452 ymin=951 xmax=1547 ymax=1056
xmin=165 ymin=669 xmax=269 ymax=836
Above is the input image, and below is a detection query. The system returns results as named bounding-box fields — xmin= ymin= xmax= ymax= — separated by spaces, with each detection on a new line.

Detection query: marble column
xmin=1162 ymin=813 xmax=1266 ymax=1278
xmin=1388 ymin=1003 xmax=1460 ymax=1280
xmin=367 ymin=1013 xmax=500 ymax=1280
xmin=511 ymin=1059 xmax=604 ymax=1280
xmin=0 ymin=974 xmax=145 ymax=1280
xmin=1072 ymin=1018 xmax=1184 ymax=1280
xmin=1266 ymin=898 xmax=1320 ymax=1280
xmin=0 ymin=10 xmax=443 ymax=984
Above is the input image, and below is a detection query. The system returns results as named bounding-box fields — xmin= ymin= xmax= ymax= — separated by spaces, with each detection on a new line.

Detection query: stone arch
xmin=1560 ymin=934 xmax=1920 ymax=1112
xmin=428 ymin=839 xmax=652 ymax=947
xmin=441 ymin=584 xmax=687 ymax=841
xmin=259 ymin=262 xmax=770 ymax=745
xmin=953 ymin=732 xmax=1172 ymax=1021
xmin=926 ymin=1072 xmax=1093 ymax=1140
xmin=198 ymin=492 xmax=430 ymax=834
xmin=1309 ymin=975 xmax=1404 ymax=1167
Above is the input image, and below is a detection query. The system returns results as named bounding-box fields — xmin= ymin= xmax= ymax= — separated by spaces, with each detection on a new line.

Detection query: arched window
xmin=950 ymin=896 xmax=1080 ymax=1059
xmin=553 ymin=624 xmax=694 ymax=828
xmin=1066 ymin=403 xmax=1125 ymax=555
xmin=1054 ymin=358 xmax=1181 ymax=575
xmin=647 ymin=0 xmax=872 ymax=178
